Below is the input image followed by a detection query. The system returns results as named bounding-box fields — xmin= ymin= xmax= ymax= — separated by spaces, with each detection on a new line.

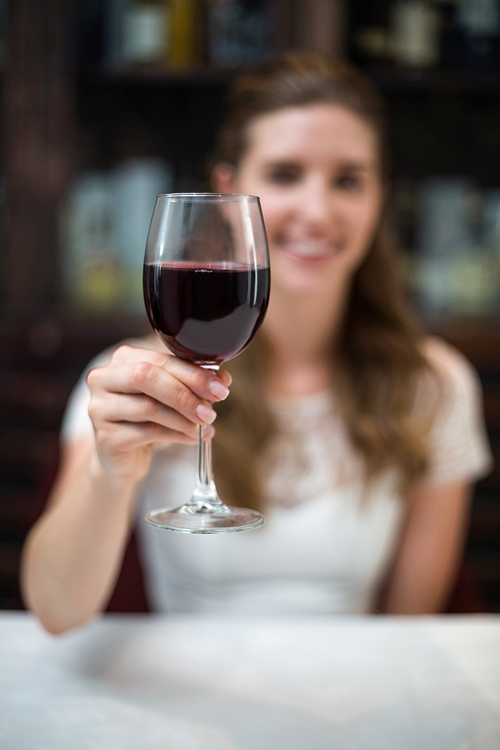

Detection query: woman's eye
xmin=336 ymin=174 xmax=363 ymax=190
xmin=267 ymin=170 xmax=298 ymax=184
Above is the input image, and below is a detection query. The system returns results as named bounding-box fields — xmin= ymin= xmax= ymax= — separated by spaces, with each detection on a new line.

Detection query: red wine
xmin=144 ymin=261 xmax=270 ymax=365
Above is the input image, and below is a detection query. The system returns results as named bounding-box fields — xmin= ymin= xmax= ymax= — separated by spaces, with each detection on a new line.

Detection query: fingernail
xmin=195 ymin=403 xmax=217 ymax=423
xmin=209 ymin=380 xmax=230 ymax=400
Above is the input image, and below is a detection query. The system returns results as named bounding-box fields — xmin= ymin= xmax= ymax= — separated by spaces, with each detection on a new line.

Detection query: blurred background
xmin=1 ymin=0 xmax=499 ymax=612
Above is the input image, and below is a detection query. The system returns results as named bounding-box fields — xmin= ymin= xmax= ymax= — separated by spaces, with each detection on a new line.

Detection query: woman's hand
xmin=86 ymin=344 xmax=231 ymax=485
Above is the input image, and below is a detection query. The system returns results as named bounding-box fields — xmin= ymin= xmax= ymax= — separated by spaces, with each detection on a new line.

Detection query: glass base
xmin=145 ymin=502 xmax=266 ymax=534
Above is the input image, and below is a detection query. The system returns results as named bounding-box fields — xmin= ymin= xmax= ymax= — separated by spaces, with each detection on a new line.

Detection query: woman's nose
xmin=297 ymin=180 xmax=334 ymax=230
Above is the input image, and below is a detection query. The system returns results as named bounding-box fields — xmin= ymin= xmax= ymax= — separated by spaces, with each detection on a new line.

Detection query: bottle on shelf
xmin=123 ymin=0 xmax=170 ymax=66
xmin=206 ymin=0 xmax=270 ymax=67
xmin=61 ymin=158 xmax=173 ymax=312
xmin=483 ymin=189 xmax=500 ymax=315
xmin=169 ymin=0 xmax=203 ymax=68
xmin=389 ymin=0 xmax=442 ymax=68
xmin=456 ymin=0 xmax=500 ymax=70
xmin=111 ymin=157 xmax=173 ymax=309
xmin=415 ymin=177 xmax=500 ymax=319
xmin=61 ymin=172 xmax=125 ymax=311
xmin=105 ymin=0 xmax=170 ymax=70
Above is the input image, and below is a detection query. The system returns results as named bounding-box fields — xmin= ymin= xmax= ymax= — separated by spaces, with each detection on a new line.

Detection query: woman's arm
xmin=379 ymin=480 xmax=473 ymax=615
xmin=21 ymin=344 xmax=231 ymax=634
xmin=21 ymin=437 xmax=140 ymax=634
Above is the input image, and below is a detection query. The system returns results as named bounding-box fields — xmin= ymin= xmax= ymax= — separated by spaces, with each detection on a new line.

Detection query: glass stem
xmin=191 ymin=366 xmax=223 ymax=509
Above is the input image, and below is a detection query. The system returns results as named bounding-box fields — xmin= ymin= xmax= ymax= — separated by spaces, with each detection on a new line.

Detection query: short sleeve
xmin=420 ymin=339 xmax=493 ymax=488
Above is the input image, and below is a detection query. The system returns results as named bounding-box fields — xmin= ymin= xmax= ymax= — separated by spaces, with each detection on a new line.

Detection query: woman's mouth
xmin=278 ymin=239 xmax=343 ymax=261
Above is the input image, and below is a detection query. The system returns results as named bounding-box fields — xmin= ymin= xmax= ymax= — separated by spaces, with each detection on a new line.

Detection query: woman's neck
xmin=262 ymin=284 xmax=348 ymax=396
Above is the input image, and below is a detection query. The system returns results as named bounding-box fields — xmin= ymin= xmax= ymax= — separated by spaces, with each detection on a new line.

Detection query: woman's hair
xmin=212 ymin=52 xmax=434 ymax=511
xmin=212 ymin=51 xmax=390 ymax=178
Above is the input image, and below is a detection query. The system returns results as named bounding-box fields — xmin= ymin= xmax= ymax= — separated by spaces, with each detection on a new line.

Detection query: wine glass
xmin=143 ymin=193 xmax=270 ymax=533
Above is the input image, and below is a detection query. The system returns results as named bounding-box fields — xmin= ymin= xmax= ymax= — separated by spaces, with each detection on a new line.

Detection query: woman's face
xmin=215 ymin=103 xmax=384 ymax=296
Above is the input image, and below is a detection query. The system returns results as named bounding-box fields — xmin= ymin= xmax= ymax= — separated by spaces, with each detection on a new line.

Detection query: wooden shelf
xmin=77 ymin=61 xmax=500 ymax=95
xmin=79 ymin=64 xmax=240 ymax=88
xmin=364 ymin=64 xmax=500 ymax=95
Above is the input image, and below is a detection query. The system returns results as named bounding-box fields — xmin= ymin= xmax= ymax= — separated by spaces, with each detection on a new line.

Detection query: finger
xmin=159 ymin=356 xmax=231 ymax=402
xmin=91 ymin=393 xmax=199 ymax=440
xmin=101 ymin=345 xmax=231 ymax=403
xmin=219 ymin=369 xmax=232 ymax=388
xmin=91 ymin=363 xmax=219 ymax=426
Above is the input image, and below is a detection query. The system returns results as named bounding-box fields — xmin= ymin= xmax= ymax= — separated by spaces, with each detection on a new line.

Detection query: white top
xmin=61 ymin=337 xmax=493 ymax=615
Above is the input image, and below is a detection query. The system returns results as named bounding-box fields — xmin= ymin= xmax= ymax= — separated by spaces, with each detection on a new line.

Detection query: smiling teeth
xmin=287 ymin=241 xmax=338 ymax=257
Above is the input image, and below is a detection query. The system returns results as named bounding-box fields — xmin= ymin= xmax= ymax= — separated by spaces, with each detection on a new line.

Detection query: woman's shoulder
xmin=416 ymin=337 xmax=492 ymax=485
xmin=419 ymin=335 xmax=480 ymax=396
xmin=411 ymin=335 xmax=485 ymax=429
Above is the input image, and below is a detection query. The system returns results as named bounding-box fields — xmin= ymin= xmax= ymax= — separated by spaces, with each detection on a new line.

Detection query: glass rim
xmin=155 ymin=192 xmax=260 ymax=203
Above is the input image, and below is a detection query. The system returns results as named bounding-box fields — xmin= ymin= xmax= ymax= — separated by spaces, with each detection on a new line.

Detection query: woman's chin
xmin=270 ymin=243 xmax=366 ymax=296
xmin=273 ymin=272 xmax=337 ymax=296
xmin=271 ymin=255 xmax=340 ymax=294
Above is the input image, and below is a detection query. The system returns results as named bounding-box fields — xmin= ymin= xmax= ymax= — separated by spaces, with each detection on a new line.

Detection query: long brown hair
xmin=211 ymin=52 xmax=434 ymax=511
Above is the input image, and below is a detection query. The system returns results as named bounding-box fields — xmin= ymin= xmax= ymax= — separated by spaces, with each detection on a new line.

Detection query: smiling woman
xmin=21 ymin=52 xmax=492 ymax=632
xmin=209 ymin=53 xmax=437 ymax=502
xmin=214 ymin=103 xmax=383 ymax=298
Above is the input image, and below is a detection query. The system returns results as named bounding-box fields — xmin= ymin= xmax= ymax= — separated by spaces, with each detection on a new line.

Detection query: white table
xmin=0 ymin=612 xmax=499 ymax=749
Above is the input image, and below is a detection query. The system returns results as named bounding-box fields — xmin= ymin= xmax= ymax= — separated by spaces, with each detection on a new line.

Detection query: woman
xmin=21 ymin=52 xmax=492 ymax=633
